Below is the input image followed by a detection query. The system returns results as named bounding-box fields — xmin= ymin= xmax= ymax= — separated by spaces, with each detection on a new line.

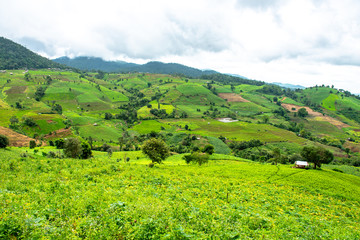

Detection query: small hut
xmin=294 ymin=161 xmax=309 ymax=168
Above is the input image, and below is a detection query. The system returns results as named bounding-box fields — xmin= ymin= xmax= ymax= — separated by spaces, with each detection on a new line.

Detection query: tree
xmin=202 ymin=144 xmax=215 ymax=155
xmin=80 ymin=141 xmax=92 ymax=159
xmin=142 ymin=138 xmax=170 ymax=164
xmin=63 ymin=138 xmax=82 ymax=158
xmin=51 ymin=104 xmax=62 ymax=114
xmin=0 ymin=135 xmax=9 ymax=148
xmin=300 ymin=146 xmax=334 ymax=169
xmin=9 ymin=116 xmax=19 ymax=126
xmin=29 ymin=140 xmax=36 ymax=149
xmin=272 ymin=147 xmax=281 ymax=165
xmin=298 ymin=108 xmax=309 ymax=118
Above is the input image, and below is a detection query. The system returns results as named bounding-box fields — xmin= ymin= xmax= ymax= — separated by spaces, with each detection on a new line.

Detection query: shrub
xmin=81 ymin=141 xmax=92 ymax=159
xmin=202 ymin=144 xmax=214 ymax=155
xmin=63 ymin=138 xmax=82 ymax=158
xmin=29 ymin=140 xmax=36 ymax=149
xmin=55 ymin=139 xmax=65 ymax=149
xmin=0 ymin=135 xmax=9 ymax=148
xmin=183 ymin=152 xmax=209 ymax=166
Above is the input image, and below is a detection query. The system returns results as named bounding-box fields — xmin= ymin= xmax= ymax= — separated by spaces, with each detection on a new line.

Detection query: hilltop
xmin=0 ymin=37 xmax=65 ymax=70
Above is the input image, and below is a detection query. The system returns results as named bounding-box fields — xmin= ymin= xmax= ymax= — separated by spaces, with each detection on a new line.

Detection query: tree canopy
xmin=142 ymin=138 xmax=170 ymax=164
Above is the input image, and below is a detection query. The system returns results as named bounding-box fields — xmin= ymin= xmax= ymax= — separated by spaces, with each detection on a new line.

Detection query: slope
xmin=0 ymin=37 xmax=65 ymax=70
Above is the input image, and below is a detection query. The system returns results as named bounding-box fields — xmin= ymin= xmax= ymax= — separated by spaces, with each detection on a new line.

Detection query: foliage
xmin=0 ymin=135 xmax=9 ymax=148
xmin=142 ymin=138 xmax=170 ymax=164
xmin=297 ymin=108 xmax=309 ymax=117
xmin=63 ymin=138 xmax=82 ymax=158
xmin=80 ymin=141 xmax=92 ymax=159
xmin=0 ymin=37 xmax=65 ymax=69
xmin=183 ymin=152 xmax=209 ymax=165
xmin=29 ymin=140 xmax=36 ymax=149
xmin=202 ymin=144 xmax=215 ymax=155
xmin=301 ymin=146 xmax=334 ymax=169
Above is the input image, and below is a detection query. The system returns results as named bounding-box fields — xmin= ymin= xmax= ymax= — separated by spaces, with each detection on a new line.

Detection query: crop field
xmin=230 ymin=102 xmax=269 ymax=115
xmin=0 ymin=148 xmax=359 ymax=239
xmin=162 ymin=119 xmax=306 ymax=144
xmin=322 ymin=94 xmax=339 ymax=111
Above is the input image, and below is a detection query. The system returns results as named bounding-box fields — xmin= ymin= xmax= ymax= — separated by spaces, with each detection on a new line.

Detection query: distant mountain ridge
xmin=272 ymin=82 xmax=305 ymax=89
xmin=54 ymin=56 xmax=218 ymax=78
xmin=0 ymin=37 xmax=64 ymax=70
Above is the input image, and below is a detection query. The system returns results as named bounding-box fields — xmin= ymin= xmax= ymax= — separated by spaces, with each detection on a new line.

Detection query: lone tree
xmin=0 ymin=135 xmax=9 ymax=148
xmin=63 ymin=138 xmax=82 ymax=158
xmin=142 ymin=138 xmax=170 ymax=164
xmin=298 ymin=108 xmax=309 ymax=118
xmin=301 ymin=146 xmax=334 ymax=169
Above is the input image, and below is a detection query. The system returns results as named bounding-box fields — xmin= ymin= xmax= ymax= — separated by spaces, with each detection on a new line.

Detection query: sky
xmin=1 ymin=0 xmax=360 ymax=92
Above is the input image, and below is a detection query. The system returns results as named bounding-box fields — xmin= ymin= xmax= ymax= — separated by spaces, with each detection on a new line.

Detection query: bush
xmin=63 ymin=138 xmax=82 ymax=158
xmin=202 ymin=144 xmax=214 ymax=155
xmin=29 ymin=140 xmax=36 ymax=149
xmin=183 ymin=152 xmax=209 ymax=166
xmin=81 ymin=141 xmax=92 ymax=159
xmin=0 ymin=135 xmax=9 ymax=148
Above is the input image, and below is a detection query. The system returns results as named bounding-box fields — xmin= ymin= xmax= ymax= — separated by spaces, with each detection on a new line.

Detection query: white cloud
xmin=1 ymin=0 xmax=360 ymax=92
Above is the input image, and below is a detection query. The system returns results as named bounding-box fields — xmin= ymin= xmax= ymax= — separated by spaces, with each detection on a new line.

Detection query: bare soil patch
xmin=44 ymin=128 xmax=72 ymax=139
xmin=0 ymin=126 xmax=41 ymax=147
xmin=218 ymin=93 xmax=250 ymax=102
xmin=282 ymin=103 xmax=349 ymax=129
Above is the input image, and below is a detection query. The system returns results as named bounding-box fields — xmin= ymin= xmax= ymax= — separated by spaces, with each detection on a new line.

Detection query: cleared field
xmin=283 ymin=103 xmax=349 ymax=129
xmin=218 ymin=93 xmax=250 ymax=102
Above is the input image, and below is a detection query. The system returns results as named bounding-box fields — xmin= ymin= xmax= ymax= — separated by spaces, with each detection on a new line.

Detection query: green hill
xmin=53 ymin=56 xmax=218 ymax=77
xmin=0 ymin=37 xmax=65 ymax=70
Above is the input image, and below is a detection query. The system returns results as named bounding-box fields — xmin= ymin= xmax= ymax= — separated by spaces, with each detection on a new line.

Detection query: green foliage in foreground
xmin=0 ymin=148 xmax=359 ymax=239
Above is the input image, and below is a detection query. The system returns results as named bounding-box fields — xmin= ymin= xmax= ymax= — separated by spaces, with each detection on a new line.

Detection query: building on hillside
xmin=294 ymin=161 xmax=309 ymax=168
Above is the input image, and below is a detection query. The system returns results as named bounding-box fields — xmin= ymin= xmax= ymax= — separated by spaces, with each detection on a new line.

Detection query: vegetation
xmin=0 ymin=134 xmax=9 ymax=148
xmin=142 ymin=138 xmax=170 ymax=164
xmin=0 ymin=37 xmax=65 ymax=69
xmin=0 ymin=40 xmax=360 ymax=238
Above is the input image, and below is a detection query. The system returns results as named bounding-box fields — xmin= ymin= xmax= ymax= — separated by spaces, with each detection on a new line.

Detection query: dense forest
xmin=0 ymin=37 xmax=65 ymax=70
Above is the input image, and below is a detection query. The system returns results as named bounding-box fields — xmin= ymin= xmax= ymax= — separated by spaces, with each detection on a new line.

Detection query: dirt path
xmin=0 ymin=126 xmax=41 ymax=147
xmin=282 ymin=103 xmax=350 ymax=129
xmin=218 ymin=93 xmax=250 ymax=102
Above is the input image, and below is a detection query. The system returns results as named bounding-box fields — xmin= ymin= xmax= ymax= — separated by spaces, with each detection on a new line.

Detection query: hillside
xmin=0 ymin=37 xmax=65 ymax=70
xmin=0 ymin=69 xmax=360 ymax=165
xmin=53 ymin=56 xmax=218 ymax=77
xmin=0 ymin=148 xmax=359 ymax=239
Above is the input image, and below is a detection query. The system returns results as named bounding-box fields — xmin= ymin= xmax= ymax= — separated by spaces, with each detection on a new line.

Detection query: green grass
xmin=0 ymin=148 xmax=359 ymax=239
xmin=230 ymin=102 xmax=270 ymax=115
xmin=162 ymin=119 xmax=306 ymax=144
xmin=132 ymin=120 xmax=171 ymax=134
xmin=322 ymin=94 xmax=339 ymax=111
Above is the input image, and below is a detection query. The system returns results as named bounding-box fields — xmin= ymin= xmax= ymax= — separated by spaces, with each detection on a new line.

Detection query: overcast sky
xmin=1 ymin=0 xmax=360 ymax=92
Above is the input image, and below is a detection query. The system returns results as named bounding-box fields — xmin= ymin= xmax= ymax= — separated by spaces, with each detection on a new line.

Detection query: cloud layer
xmin=1 ymin=0 xmax=360 ymax=92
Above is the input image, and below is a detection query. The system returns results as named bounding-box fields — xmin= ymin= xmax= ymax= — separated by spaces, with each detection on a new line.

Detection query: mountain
xmin=54 ymin=56 xmax=137 ymax=72
xmin=53 ymin=56 xmax=218 ymax=78
xmin=272 ymin=82 xmax=305 ymax=89
xmin=0 ymin=37 xmax=64 ymax=70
